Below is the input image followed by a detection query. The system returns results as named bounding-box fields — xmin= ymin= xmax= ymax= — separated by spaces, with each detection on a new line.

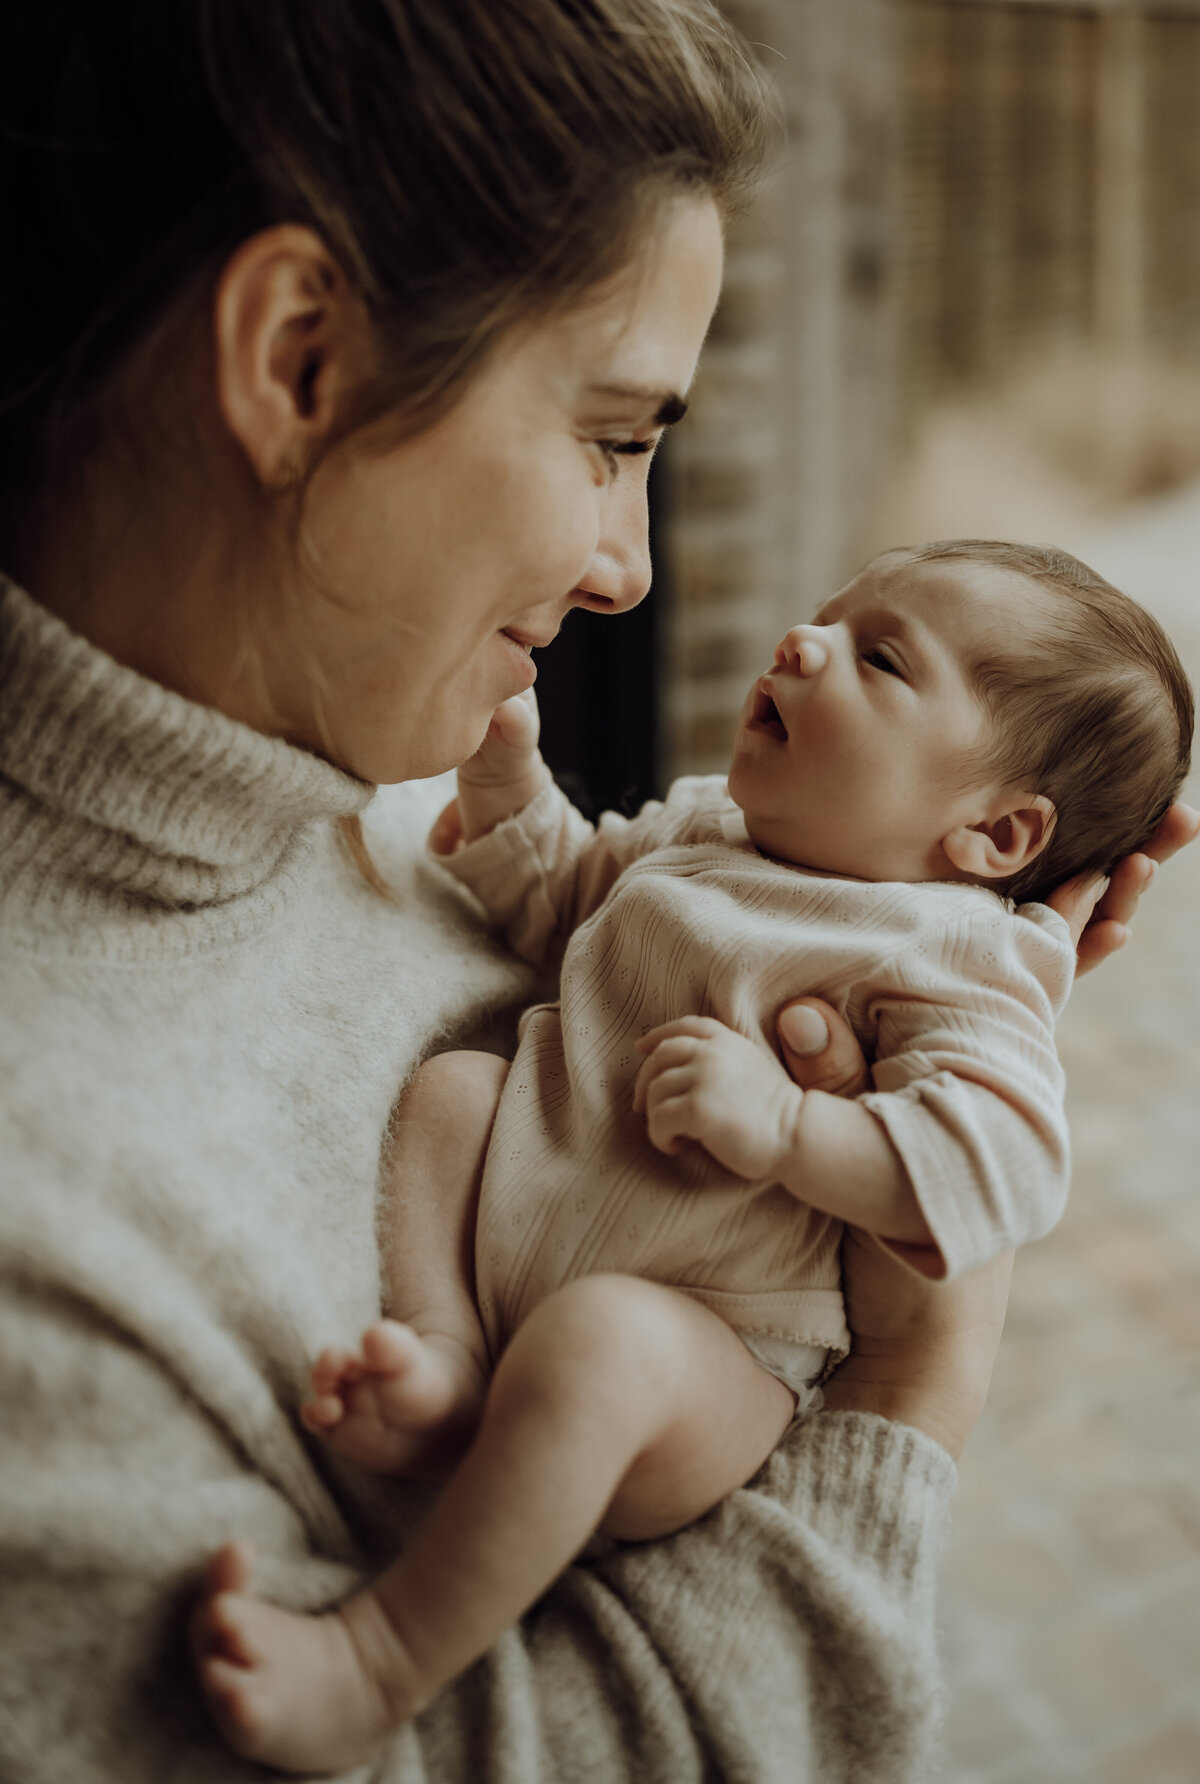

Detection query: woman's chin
xmin=399 ymin=719 xmax=495 ymax=785
xmin=320 ymin=693 xmax=502 ymax=785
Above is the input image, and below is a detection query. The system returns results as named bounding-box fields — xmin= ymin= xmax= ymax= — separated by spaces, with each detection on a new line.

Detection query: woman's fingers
xmin=1141 ymin=798 xmax=1200 ymax=866
xmin=775 ymin=997 xmax=871 ymax=1098
xmin=1086 ymin=853 xmax=1153 ymax=930
xmin=1072 ymin=917 xmax=1129 ymax=977
xmin=1044 ymin=869 xmax=1111 ymax=951
xmin=1044 ymin=801 xmax=1199 ymax=977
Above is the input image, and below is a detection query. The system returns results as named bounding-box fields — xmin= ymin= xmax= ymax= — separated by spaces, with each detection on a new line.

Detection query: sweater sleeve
xmin=857 ymin=900 xmax=1074 ymax=1278
xmin=433 ymin=776 xmax=720 ymax=972
xmin=0 ymin=1249 xmax=956 ymax=1784
xmin=0 ymin=1264 xmax=363 ymax=1784
xmin=412 ymin=1411 xmax=955 ymax=1784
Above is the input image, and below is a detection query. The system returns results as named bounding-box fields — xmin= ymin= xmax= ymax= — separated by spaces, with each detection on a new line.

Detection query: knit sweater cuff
xmin=771 ymin=1408 xmax=956 ymax=1592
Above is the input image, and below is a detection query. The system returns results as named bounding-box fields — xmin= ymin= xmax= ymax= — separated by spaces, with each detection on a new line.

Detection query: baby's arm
xmin=433 ymin=705 xmax=727 ymax=970
xmin=634 ymin=1016 xmax=936 ymax=1255
xmin=635 ymin=904 xmax=1073 ymax=1279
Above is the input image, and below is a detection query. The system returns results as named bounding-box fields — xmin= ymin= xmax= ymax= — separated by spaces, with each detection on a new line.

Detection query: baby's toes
xmin=311 ymin=1345 xmax=362 ymax=1398
xmin=200 ymin=1653 xmax=282 ymax=1763
xmin=201 ymin=1652 xmax=257 ymax=1732
xmin=300 ymin=1391 xmax=345 ymax=1435
xmin=360 ymin=1320 xmax=422 ymax=1376
xmin=206 ymin=1590 xmax=269 ymax=1668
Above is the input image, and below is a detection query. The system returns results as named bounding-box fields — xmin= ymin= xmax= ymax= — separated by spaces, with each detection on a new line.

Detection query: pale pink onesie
xmin=437 ymin=776 xmax=1073 ymax=1377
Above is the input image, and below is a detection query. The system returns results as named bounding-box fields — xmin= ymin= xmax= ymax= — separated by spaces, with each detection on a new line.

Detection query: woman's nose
xmin=775 ymin=625 xmax=830 ymax=676
xmin=573 ymin=467 xmax=653 ymax=615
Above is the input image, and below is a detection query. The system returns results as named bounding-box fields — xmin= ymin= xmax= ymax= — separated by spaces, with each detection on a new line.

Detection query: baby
xmin=195 ymin=539 xmax=1192 ymax=1773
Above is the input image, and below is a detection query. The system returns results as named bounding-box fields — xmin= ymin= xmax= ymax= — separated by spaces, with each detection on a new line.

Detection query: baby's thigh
xmin=510 ymin=1274 xmax=796 ymax=1543
xmin=389 ymin=1049 xmax=510 ymax=1183
xmin=603 ymin=1287 xmax=796 ymax=1540
xmin=380 ymin=1049 xmax=510 ymax=1315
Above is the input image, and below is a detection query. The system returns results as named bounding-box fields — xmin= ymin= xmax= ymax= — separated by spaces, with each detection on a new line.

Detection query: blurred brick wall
xmin=660 ymin=0 xmax=1200 ymax=782
xmin=661 ymin=0 xmax=900 ymax=778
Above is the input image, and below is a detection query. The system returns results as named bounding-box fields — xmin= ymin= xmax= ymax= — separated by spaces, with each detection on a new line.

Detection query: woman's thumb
xmin=776 ymin=998 xmax=872 ymax=1098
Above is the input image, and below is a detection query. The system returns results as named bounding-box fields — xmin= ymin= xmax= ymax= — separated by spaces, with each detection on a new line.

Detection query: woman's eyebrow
xmin=586 ymin=384 xmax=689 ymax=427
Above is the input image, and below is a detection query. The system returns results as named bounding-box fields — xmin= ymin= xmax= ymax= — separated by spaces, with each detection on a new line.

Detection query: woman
xmin=0 ymin=4 xmax=1190 ymax=1780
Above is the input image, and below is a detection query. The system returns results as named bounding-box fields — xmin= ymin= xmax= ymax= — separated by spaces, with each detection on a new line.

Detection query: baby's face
xmin=728 ymin=553 xmax=1037 ymax=880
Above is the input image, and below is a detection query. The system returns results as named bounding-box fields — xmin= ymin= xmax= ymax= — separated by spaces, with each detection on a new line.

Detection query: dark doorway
xmin=534 ymin=455 xmax=667 ymax=819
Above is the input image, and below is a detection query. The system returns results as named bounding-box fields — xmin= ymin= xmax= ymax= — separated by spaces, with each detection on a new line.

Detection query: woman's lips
xmin=498 ymin=628 xmax=538 ymax=688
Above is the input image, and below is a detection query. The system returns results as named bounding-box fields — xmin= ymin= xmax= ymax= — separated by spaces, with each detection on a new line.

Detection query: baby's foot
xmin=301 ymin=1319 xmax=486 ymax=1476
xmin=193 ymin=1542 xmax=422 ymax=1774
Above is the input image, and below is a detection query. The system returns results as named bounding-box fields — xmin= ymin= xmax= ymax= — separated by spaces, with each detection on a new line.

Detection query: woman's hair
xmin=907 ymin=540 xmax=1194 ymax=905
xmin=0 ymin=0 xmax=768 ymax=515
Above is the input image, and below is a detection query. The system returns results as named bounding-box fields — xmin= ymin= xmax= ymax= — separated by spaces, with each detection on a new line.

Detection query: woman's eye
xmin=596 ymin=438 xmax=654 ymax=478
xmin=862 ymin=647 xmax=901 ymax=676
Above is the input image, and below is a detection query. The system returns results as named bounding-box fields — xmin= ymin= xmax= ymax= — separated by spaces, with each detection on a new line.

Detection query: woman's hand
xmin=818 ymin=1228 xmax=1012 ymax=1460
xmin=775 ymin=997 xmax=1009 ymax=1458
xmin=1046 ymin=800 xmax=1199 ymax=974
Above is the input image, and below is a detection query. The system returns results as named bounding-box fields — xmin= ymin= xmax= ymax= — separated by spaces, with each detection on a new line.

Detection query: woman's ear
xmin=942 ymin=793 xmax=1056 ymax=881
xmin=212 ymin=225 xmax=367 ymax=489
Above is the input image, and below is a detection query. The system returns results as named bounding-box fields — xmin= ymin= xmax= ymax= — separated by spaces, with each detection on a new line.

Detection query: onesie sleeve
xmin=432 ymin=775 xmax=723 ymax=972
xmin=856 ymin=900 xmax=1074 ymax=1279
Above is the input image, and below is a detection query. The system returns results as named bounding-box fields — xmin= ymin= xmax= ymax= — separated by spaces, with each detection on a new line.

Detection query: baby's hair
xmin=906 ymin=539 xmax=1194 ymax=905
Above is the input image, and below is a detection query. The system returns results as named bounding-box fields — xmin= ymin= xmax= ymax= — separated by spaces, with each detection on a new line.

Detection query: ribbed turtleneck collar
xmin=0 ymin=576 xmax=373 ymax=938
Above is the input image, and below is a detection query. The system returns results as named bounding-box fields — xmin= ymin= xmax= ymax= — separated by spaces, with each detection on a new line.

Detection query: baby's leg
xmin=302 ymin=1048 xmax=507 ymax=1477
xmin=197 ymin=1278 xmax=795 ymax=1771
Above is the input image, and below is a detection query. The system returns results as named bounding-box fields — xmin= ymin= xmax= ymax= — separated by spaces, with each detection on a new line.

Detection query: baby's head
xmin=728 ymin=540 xmax=1193 ymax=902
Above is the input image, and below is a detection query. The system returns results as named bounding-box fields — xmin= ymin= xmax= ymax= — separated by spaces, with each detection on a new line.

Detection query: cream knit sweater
xmin=0 ymin=576 xmax=956 ymax=1784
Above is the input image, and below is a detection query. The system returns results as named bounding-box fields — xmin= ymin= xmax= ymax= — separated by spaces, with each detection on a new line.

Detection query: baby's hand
xmin=633 ymin=1016 xmax=804 ymax=1180
xmin=452 ymin=689 xmax=551 ymax=846
xmin=458 ymin=689 xmax=542 ymax=792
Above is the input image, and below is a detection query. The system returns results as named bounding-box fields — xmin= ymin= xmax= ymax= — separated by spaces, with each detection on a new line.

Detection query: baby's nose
xmin=775 ymin=626 xmax=830 ymax=677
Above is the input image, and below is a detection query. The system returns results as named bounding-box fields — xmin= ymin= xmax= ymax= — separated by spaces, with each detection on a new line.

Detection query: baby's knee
xmin=500 ymin=1275 xmax=685 ymax=1415
xmin=403 ymin=1048 xmax=509 ymax=1118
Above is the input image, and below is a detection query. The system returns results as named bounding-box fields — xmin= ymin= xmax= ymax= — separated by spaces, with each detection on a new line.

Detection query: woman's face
xmin=270 ymin=197 xmax=725 ymax=782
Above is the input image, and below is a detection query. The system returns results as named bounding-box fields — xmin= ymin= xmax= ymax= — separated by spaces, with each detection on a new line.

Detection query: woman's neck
xmin=9 ymin=460 xmax=290 ymax=745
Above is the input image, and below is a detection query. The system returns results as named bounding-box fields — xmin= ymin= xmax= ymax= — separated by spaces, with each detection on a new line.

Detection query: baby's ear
xmin=942 ymin=794 xmax=1056 ymax=882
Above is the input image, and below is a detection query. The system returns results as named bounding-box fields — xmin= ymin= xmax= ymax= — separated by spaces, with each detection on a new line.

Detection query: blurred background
xmin=539 ymin=1 xmax=1200 ymax=1778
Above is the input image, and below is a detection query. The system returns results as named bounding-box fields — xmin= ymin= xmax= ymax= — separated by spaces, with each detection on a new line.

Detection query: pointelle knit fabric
xmin=437 ymin=776 xmax=1073 ymax=1366
xmin=0 ymin=575 xmax=955 ymax=1784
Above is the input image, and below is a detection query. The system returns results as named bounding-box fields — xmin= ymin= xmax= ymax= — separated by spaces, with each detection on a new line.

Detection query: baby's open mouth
xmin=751 ymin=683 xmax=789 ymax=741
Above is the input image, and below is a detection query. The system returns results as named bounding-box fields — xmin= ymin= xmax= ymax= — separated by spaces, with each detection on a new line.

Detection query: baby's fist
xmin=459 ymin=689 xmax=542 ymax=791
xmin=633 ymin=1016 xmax=804 ymax=1181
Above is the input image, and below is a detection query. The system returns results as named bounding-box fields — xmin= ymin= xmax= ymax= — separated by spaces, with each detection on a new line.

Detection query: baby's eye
xmin=862 ymin=647 xmax=901 ymax=676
